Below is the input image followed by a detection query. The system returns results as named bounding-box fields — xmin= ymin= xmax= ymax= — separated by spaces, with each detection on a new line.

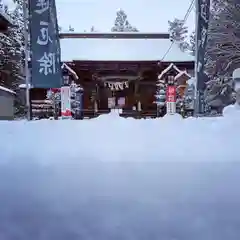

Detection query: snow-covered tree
xmin=0 ymin=0 xmax=24 ymax=90
xmin=68 ymin=25 xmax=74 ymax=32
xmin=184 ymin=81 xmax=195 ymax=108
xmin=168 ymin=18 xmax=189 ymax=51
xmin=0 ymin=0 xmax=25 ymax=117
xmin=90 ymin=26 xmax=97 ymax=32
xmin=204 ymin=77 xmax=235 ymax=113
xmin=155 ymin=89 xmax=166 ymax=107
xmin=188 ymin=31 xmax=195 ymax=55
xmin=111 ymin=9 xmax=138 ymax=32
xmin=205 ymin=0 xmax=240 ymax=77
xmin=203 ymin=0 xmax=239 ymax=113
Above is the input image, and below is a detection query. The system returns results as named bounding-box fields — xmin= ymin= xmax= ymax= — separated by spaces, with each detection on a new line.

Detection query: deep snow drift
xmin=0 ymin=109 xmax=240 ymax=239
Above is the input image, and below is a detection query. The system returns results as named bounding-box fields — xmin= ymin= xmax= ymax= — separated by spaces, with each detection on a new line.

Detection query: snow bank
xmin=1 ymin=111 xmax=239 ymax=162
xmin=0 ymin=111 xmax=240 ymax=239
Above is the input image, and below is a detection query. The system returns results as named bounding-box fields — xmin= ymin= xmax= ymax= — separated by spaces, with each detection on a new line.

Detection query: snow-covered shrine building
xmin=28 ymin=32 xmax=194 ymax=118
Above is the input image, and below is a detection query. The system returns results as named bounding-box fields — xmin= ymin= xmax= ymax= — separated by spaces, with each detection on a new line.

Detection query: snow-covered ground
xmin=0 ymin=108 xmax=240 ymax=239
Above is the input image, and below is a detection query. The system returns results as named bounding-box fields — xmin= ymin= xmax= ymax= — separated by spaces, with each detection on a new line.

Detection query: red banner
xmin=51 ymin=88 xmax=60 ymax=93
xmin=166 ymin=86 xmax=176 ymax=102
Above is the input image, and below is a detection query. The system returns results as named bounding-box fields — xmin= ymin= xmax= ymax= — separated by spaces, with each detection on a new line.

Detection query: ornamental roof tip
xmin=158 ymin=63 xmax=186 ymax=79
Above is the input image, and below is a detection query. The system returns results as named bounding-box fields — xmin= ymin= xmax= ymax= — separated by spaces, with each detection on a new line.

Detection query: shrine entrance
xmin=95 ymin=75 xmax=139 ymax=112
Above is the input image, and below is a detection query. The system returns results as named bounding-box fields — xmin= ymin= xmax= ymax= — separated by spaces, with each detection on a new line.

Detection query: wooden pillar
xmin=137 ymin=101 xmax=141 ymax=111
xmin=91 ymin=74 xmax=98 ymax=114
xmin=94 ymin=83 xmax=98 ymax=113
xmin=135 ymin=77 xmax=141 ymax=111
xmin=94 ymin=101 xmax=98 ymax=112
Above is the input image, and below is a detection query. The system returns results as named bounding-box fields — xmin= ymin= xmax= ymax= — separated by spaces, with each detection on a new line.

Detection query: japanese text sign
xmin=29 ymin=0 xmax=62 ymax=88
xmin=166 ymin=86 xmax=176 ymax=102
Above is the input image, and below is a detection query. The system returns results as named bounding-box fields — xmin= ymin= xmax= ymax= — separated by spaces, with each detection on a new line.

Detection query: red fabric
xmin=51 ymin=88 xmax=60 ymax=93
xmin=166 ymin=86 xmax=176 ymax=102
xmin=61 ymin=109 xmax=71 ymax=117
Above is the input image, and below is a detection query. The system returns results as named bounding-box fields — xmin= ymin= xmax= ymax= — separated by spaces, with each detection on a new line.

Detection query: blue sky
xmin=4 ymin=0 xmax=195 ymax=33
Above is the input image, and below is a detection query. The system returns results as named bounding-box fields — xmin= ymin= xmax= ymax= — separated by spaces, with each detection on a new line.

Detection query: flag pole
xmin=23 ymin=0 xmax=31 ymax=120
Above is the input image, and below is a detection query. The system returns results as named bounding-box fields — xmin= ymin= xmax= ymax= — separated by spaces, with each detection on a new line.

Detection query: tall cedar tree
xmin=188 ymin=31 xmax=195 ymax=56
xmin=205 ymin=0 xmax=240 ymax=77
xmin=111 ymin=9 xmax=138 ymax=32
xmin=168 ymin=18 xmax=189 ymax=51
xmin=203 ymin=0 xmax=238 ymax=113
xmin=0 ymin=0 xmax=24 ymax=90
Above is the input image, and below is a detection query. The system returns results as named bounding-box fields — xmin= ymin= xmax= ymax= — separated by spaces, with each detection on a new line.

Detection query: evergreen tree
xmin=111 ymin=9 xmax=138 ymax=32
xmin=184 ymin=80 xmax=195 ymax=111
xmin=90 ymin=26 xmax=97 ymax=32
xmin=203 ymin=0 xmax=239 ymax=113
xmin=0 ymin=0 xmax=25 ymax=117
xmin=68 ymin=25 xmax=74 ymax=32
xmin=188 ymin=31 xmax=195 ymax=55
xmin=168 ymin=18 xmax=189 ymax=51
xmin=205 ymin=0 xmax=240 ymax=77
xmin=0 ymin=0 xmax=24 ymax=90
xmin=204 ymin=77 xmax=235 ymax=113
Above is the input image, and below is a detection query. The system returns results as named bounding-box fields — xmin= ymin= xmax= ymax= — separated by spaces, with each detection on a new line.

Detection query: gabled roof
xmin=60 ymin=34 xmax=194 ymax=63
xmin=174 ymin=70 xmax=191 ymax=80
xmin=158 ymin=63 xmax=188 ymax=80
xmin=62 ymin=63 xmax=78 ymax=80
xmin=156 ymin=63 xmax=192 ymax=87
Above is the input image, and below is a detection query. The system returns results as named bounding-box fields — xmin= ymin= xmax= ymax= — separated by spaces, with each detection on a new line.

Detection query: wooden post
xmin=94 ymin=101 xmax=98 ymax=112
xmin=92 ymin=74 xmax=98 ymax=115
xmin=135 ymin=76 xmax=141 ymax=117
xmin=94 ymin=83 xmax=98 ymax=115
xmin=137 ymin=101 xmax=141 ymax=111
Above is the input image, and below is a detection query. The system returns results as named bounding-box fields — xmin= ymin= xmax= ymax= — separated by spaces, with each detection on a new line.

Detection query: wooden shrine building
xmin=22 ymin=32 xmax=194 ymax=118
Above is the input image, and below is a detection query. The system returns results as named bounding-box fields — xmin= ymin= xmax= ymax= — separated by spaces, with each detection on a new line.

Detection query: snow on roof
xmin=0 ymin=85 xmax=16 ymax=94
xmin=60 ymin=38 xmax=194 ymax=62
xmin=62 ymin=63 xmax=78 ymax=80
xmin=158 ymin=63 xmax=183 ymax=79
xmin=174 ymin=70 xmax=191 ymax=80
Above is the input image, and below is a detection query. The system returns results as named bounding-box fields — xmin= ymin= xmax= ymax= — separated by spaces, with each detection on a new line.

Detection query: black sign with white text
xmin=29 ymin=0 xmax=62 ymax=88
